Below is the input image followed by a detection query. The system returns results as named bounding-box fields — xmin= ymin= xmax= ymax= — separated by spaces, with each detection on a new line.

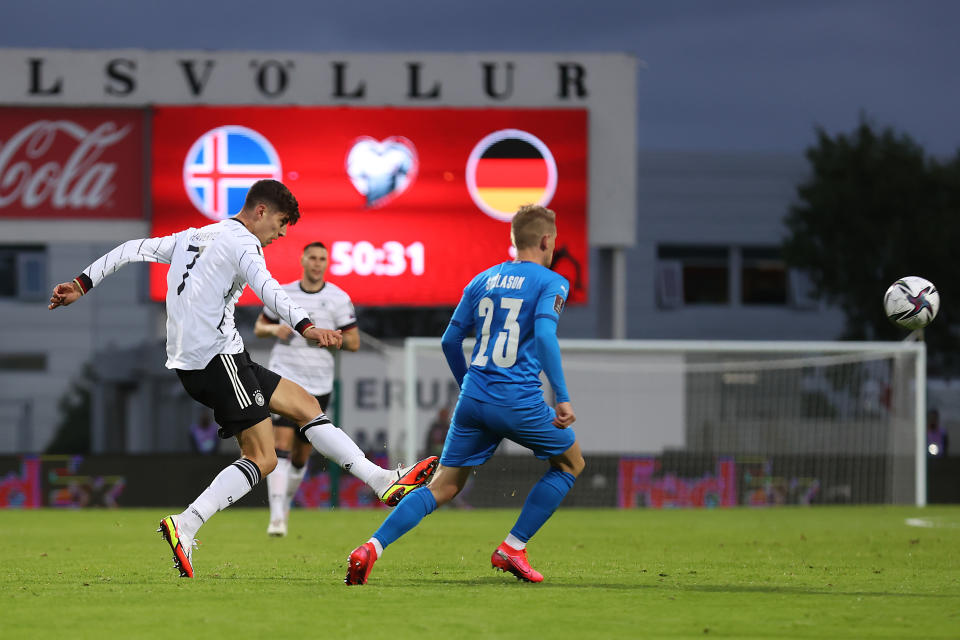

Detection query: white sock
xmin=267 ymin=456 xmax=291 ymax=521
xmin=179 ymin=459 xmax=261 ymax=539
xmin=505 ymin=533 xmax=526 ymax=550
xmin=301 ymin=415 xmax=389 ymax=491
xmin=369 ymin=537 xmax=384 ymax=557
xmin=286 ymin=462 xmax=307 ymax=504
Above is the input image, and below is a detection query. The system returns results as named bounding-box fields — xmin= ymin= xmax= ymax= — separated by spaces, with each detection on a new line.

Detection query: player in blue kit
xmin=345 ymin=204 xmax=585 ymax=585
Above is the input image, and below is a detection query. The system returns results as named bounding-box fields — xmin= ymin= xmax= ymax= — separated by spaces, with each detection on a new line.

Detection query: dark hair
xmin=243 ymin=179 xmax=301 ymax=224
xmin=303 ymin=241 xmax=327 ymax=252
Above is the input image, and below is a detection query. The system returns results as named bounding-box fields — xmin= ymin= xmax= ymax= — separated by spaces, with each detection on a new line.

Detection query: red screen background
xmin=150 ymin=106 xmax=587 ymax=306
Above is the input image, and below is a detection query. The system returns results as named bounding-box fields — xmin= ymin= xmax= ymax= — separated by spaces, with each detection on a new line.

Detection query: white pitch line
xmin=905 ymin=517 xmax=960 ymax=529
xmin=905 ymin=518 xmax=935 ymax=528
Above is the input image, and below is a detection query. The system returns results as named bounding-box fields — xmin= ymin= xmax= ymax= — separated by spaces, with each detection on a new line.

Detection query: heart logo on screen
xmin=346 ymin=136 xmax=419 ymax=208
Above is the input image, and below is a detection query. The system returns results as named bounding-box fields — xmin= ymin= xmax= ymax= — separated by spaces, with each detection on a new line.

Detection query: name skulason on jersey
xmin=486 ymin=274 xmax=526 ymax=290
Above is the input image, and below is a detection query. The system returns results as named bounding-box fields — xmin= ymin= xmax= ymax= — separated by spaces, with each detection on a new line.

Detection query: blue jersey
xmin=445 ymin=260 xmax=569 ymax=407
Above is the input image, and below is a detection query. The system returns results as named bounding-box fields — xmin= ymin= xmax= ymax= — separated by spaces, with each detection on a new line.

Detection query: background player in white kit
xmin=255 ymin=241 xmax=360 ymax=536
xmin=48 ymin=180 xmax=437 ymax=578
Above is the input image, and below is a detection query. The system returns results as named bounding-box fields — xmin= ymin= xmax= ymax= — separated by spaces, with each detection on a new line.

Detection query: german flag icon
xmin=466 ymin=129 xmax=558 ymax=221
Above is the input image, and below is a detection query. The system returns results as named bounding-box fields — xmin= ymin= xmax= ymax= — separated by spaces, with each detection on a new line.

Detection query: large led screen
xmin=150 ymin=106 xmax=587 ymax=306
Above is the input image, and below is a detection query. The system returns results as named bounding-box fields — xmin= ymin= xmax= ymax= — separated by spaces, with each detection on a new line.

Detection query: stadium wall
xmin=3 ymin=453 xmax=959 ymax=509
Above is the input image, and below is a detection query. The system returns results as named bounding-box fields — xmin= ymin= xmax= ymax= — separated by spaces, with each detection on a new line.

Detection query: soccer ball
xmin=883 ymin=276 xmax=940 ymax=330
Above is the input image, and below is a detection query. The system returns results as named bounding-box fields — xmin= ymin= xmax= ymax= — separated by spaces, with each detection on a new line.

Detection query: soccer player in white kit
xmin=48 ymin=180 xmax=438 ymax=578
xmin=255 ymin=241 xmax=360 ymax=537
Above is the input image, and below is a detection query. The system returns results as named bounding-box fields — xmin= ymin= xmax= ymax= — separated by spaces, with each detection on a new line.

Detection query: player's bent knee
xmin=286 ymin=397 xmax=320 ymax=426
xmin=572 ymin=456 xmax=586 ymax=477
xmin=257 ymin=453 xmax=278 ymax=477
xmin=243 ymin=450 xmax=278 ymax=477
xmin=292 ymin=403 xmax=321 ymax=426
xmin=552 ymin=446 xmax=586 ymax=478
xmin=554 ymin=459 xmax=584 ymax=478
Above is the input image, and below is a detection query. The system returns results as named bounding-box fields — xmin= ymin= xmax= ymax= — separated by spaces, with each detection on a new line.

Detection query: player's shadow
xmin=425 ymin=577 xmax=953 ymax=599
xmin=426 ymin=577 xmax=646 ymax=589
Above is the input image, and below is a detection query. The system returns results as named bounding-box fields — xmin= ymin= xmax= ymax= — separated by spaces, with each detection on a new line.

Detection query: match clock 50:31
xmin=328 ymin=240 xmax=425 ymax=277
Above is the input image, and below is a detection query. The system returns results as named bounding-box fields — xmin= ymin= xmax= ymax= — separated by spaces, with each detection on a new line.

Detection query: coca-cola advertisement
xmin=0 ymin=108 xmax=143 ymax=219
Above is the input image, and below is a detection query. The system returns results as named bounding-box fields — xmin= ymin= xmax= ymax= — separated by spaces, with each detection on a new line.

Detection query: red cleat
xmin=345 ymin=542 xmax=378 ymax=585
xmin=491 ymin=542 xmax=543 ymax=583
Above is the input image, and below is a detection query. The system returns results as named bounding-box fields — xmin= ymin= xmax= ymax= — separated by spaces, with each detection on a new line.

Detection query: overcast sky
xmin=3 ymin=0 xmax=958 ymax=156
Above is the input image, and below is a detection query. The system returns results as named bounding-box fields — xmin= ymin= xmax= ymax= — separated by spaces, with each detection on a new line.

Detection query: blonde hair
xmin=511 ymin=204 xmax=556 ymax=250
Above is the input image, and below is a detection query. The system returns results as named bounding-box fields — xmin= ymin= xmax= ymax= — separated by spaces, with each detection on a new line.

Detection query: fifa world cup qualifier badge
xmin=554 ymin=295 xmax=565 ymax=314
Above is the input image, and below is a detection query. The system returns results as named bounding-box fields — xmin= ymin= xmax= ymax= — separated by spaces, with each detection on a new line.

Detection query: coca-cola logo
xmin=0 ymin=120 xmax=131 ymax=210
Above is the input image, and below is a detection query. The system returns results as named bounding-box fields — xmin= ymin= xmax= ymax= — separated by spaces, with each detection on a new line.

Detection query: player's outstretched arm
xmin=49 ymin=235 xmax=177 ymax=309
xmin=237 ymin=244 xmax=322 ymax=344
xmin=48 ymin=281 xmax=82 ymax=309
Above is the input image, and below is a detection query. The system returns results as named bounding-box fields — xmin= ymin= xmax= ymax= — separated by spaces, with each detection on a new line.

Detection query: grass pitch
xmin=2 ymin=506 xmax=959 ymax=639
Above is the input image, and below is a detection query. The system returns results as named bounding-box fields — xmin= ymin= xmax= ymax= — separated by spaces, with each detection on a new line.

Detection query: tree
xmin=783 ymin=117 xmax=960 ymax=373
xmin=45 ymin=363 xmax=94 ymax=454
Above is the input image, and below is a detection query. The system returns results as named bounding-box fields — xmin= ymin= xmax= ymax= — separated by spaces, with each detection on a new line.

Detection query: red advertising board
xmin=150 ymin=106 xmax=587 ymax=306
xmin=0 ymin=108 xmax=143 ymax=219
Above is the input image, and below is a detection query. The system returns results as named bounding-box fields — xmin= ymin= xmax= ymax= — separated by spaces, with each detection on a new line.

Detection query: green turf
xmin=2 ymin=506 xmax=959 ymax=639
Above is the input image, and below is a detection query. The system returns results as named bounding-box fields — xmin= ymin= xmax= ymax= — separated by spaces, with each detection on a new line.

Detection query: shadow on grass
xmin=420 ymin=577 xmax=956 ymax=599
xmin=678 ymin=583 xmax=955 ymax=599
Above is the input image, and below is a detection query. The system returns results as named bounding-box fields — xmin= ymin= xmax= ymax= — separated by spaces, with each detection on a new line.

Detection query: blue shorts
xmin=439 ymin=395 xmax=576 ymax=467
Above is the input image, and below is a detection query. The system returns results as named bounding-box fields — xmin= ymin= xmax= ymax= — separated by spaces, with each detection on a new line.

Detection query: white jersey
xmin=78 ymin=219 xmax=312 ymax=370
xmin=263 ymin=281 xmax=357 ymax=395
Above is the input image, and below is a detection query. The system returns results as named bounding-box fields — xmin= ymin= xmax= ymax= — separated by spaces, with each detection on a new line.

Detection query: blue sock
xmin=372 ymin=486 xmax=437 ymax=549
xmin=509 ymin=468 xmax=576 ymax=543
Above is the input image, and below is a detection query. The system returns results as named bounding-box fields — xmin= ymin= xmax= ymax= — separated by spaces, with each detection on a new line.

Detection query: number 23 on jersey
xmin=471 ymin=296 xmax=522 ymax=368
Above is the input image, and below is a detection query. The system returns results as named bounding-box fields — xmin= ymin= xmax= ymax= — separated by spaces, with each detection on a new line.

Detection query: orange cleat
xmin=345 ymin=542 xmax=378 ymax=585
xmin=491 ymin=542 xmax=543 ymax=583
xmin=157 ymin=515 xmax=195 ymax=578
xmin=379 ymin=456 xmax=439 ymax=507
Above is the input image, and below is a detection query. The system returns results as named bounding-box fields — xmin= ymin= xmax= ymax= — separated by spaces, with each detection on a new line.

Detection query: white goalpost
xmin=393 ymin=338 xmax=927 ymax=507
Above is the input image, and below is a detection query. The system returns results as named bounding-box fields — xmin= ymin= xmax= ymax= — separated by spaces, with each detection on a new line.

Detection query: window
xmin=0 ymin=353 xmax=47 ymax=371
xmin=741 ymin=247 xmax=787 ymax=305
xmin=655 ymin=244 xmax=806 ymax=309
xmin=657 ymin=245 xmax=729 ymax=305
xmin=0 ymin=245 xmax=47 ymax=301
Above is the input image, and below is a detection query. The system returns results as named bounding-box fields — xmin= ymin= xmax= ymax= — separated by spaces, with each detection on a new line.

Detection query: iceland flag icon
xmin=182 ymin=125 xmax=282 ymax=221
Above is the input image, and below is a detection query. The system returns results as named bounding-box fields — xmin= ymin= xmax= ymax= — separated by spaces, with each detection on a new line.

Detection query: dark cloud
xmin=2 ymin=0 xmax=958 ymax=154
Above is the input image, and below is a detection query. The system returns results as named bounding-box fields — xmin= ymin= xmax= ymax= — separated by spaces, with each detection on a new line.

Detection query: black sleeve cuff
xmin=294 ymin=318 xmax=314 ymax=335
xmin=74 ymin=273 xmax=93 ymax=295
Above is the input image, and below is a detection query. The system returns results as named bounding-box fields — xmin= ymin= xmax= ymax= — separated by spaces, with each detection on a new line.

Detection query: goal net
xmin=385 ymin=338 xmax=926 ymax=508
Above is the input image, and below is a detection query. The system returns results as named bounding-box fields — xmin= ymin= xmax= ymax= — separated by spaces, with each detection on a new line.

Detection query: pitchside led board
xmin=149 ymin=107 xmax=588 ymax=307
